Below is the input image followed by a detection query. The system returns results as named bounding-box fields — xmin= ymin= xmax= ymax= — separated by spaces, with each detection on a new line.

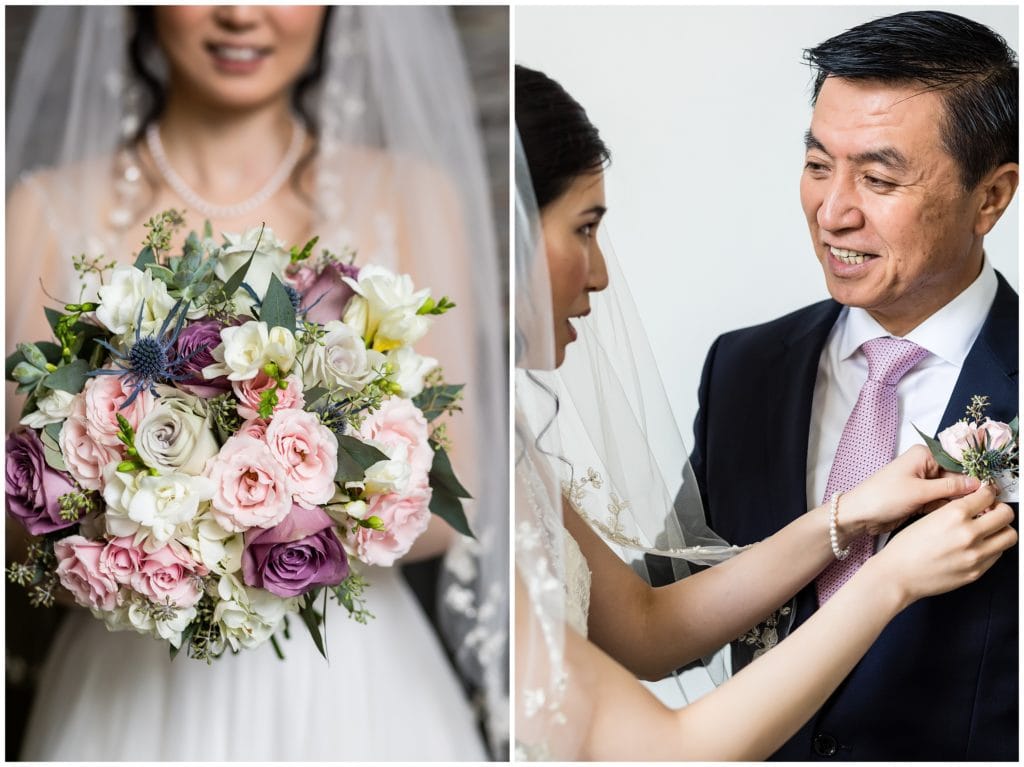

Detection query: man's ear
xmin=974 ymin=162 xmax=1019 ymax=237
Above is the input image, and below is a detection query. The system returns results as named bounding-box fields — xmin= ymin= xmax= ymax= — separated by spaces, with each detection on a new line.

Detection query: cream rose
xmin=134 ymin=388 xmax=219 ymax=476
xmin=300 ymin=319 xmax=385 ymax=391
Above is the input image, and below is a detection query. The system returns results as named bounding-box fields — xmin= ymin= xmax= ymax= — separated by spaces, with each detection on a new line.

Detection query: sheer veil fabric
xmin=514 ymin=131 xmax=744 ymax=759
xmin=7 ymin=6 xmax=507 ymax=759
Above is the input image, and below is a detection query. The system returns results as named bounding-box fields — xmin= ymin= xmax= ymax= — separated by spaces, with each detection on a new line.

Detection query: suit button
xmin=813 ymin=733 xmax=838 ymax=757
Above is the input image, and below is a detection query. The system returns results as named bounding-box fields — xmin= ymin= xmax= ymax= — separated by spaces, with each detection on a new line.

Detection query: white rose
xmin=103 ymin=467 xmax=145 ymax=540
xmin=134 ymin=388 xmax=219 ymax=476
xmin=214 ymin=574 xmax=297 ymax=652
xmin=96 ymin=265 xmax=176 ymax=339
xmin=363 ymin=458 xmax=411 ymax=495
xmin=127 ymin=472 xmax=216 ymax=544
xmin=342 ymin=265 xmax=431 ymax=351
xmin=214 ymin=226 xmax=291 ymax=302
xmin=301 ymin=319 xmax=384 ymax=391
xmin=204 ymin=321 xmax=296 ymax=381
xmin=183 ymin=514 xmax=244 ymax=575
xmin=20 ymin=388 xmax=76 ymax=428
xmin=387 ymin=347 xmax=438 ymax=398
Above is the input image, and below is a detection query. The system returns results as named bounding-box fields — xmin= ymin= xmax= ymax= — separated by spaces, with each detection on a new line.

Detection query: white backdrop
xmin=517 ymin=5 xmax=1019 ymax=447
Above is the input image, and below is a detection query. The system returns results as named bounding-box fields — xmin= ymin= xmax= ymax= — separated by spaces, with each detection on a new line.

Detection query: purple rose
xmin=241 ymin=504 xmax=349 ymax=597
xmin=6 ymin=429 xmax=78 ymax=535
xmin=176 ymin=319 xmax=232 ymax=397
xmin=300 ymin=262 xmax=359 ymax=325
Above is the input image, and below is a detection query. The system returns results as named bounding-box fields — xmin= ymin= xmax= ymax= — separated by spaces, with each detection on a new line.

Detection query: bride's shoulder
xmin=322 ymin=144 xmax=462 ymax=203
xmin=8 ymin=156 xmax=118 ymax=217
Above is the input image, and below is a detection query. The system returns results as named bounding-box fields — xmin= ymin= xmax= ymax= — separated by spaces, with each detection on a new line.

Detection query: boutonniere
xmin=916 ymin=395 xmax=1018 ymax=500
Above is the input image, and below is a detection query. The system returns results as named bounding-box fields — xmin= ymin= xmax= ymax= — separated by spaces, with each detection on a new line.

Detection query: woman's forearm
xmin=641 ymin=505 xmax=837 ymax=672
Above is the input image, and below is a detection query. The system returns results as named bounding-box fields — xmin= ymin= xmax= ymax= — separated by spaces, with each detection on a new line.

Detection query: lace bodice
xmin=563 ymin=528 xmax=591 ymax=637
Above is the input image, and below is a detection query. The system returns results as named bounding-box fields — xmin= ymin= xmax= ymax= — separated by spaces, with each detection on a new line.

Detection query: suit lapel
xmin=764 ymin=301 xmax=843 ymax=531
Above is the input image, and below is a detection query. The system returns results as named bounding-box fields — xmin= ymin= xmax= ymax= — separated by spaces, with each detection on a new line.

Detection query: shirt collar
xmin=838 ymin=258 xmax=997 ymax=366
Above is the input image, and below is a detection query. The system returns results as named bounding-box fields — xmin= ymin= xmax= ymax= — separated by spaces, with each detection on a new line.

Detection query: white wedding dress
xmin=563 ymin=528 xmax=592 ymax=638
xmin=10 ymin=169 xmax=488 ymax=761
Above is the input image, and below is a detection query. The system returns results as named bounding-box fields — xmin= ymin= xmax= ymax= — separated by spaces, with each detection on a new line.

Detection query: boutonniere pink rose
xmin=916 ymin=395 xmax=1018 ymax=499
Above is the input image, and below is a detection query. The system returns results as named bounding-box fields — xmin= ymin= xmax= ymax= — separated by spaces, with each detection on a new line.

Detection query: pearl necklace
xmin=145 ymin=117 xmax=305 ymax=220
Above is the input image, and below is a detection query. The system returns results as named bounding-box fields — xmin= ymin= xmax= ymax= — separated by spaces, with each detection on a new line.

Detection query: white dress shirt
xmin=806 ymin=260 xmax=998 ymax=548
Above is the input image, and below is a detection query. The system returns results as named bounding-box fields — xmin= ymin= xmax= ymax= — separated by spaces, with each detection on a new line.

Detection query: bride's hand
xmin=867 ymin=483 xmax=1015 ymax=607
xmin=837 ymin=445 xmax=981 ymax=541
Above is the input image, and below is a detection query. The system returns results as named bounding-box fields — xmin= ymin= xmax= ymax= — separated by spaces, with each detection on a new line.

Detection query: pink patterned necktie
xmin=816 ymin=336 xmax=930 ymax=604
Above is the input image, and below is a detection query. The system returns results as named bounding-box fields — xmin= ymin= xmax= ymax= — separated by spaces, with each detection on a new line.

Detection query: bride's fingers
xmin=911 ymin=473 xmax=985 ymax=506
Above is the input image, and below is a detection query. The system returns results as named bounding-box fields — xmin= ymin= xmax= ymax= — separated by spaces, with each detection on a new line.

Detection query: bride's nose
xmin=214 ymin=6 xmax=262 ymax=32
xmin=588 ymin=243 xmax=610 ymax=293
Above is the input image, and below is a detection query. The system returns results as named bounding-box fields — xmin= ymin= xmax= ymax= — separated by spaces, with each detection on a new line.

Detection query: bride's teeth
xmin=215 ymin=46 xmax=260 ymax=62
xmin=831 ymin=246 xmax=869 ymax=265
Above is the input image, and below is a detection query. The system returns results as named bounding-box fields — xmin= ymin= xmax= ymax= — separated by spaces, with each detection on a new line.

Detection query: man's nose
xmin=817 ymin=171 xmax=865 ymax=233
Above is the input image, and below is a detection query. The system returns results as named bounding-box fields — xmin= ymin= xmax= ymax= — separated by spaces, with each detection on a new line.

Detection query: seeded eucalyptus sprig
xmin=7 ymin=539 xmax=61 ymax=608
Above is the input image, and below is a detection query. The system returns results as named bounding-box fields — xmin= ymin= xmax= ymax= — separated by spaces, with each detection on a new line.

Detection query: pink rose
xmin=100 ymin=536 xmax=144 ymax=585
xmin=83 ymin=373 xmax=155 ymax=448
xmin=237 ymin=418 xmax=270 ymax=441
xmin=352 ymin=485 xmax=432 ymax=566
xmin=130 ymin=540 xmax=207 ymax=608
xmin=59 ymin=396 xmax=120 ymax=492
xmin=233 ymin=372 xmax=305 ymax=421
xmin=54 ymin=535 xmax=119 ymax=611
xmin=357 ymin=397 xmax=433 ymax=483
xmin=265 ymin=409 xmax=338 ymax=508
xmin=980 ymin=418 xmax=1014 ymax=452
xmin=207 ymin=434 xmax=294 ymax=532
xmin=938 ymin=421 xmax=985 ymax=462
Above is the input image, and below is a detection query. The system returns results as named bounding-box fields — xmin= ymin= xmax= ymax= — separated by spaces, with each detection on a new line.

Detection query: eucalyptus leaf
xmin=337 ymin=435 xmax=389 ymax=470
xmin=304 ymin=387 xmax=329 ymax=408
xmin=145 ymin=264 xmax=176 ymax=285
xmin=260 ymin=274 xmax=296 ymax=331
xmin=412 ymin=384 xmax=464 ymax=422
xmin=42 ymin=421 xmax=63 ymax=446
xmin=135 ymin=246 xmax=156 ymax=270
xmin=45 ymin=307 xmax=65 ymax=333
xmin=18 ymin=342 xmax=49 ymax=370
xmin=36 ymin=341 xmax=62 ymax=364
xmin=6 ymin=349 xmax=26 ymax=380
xmin=11 ymin=361 xmax=44 ymax=385
xmin=43 ymin=444 xmax=67 ymax=473
xmin=45 ymin=359 xmax=90 ymax=394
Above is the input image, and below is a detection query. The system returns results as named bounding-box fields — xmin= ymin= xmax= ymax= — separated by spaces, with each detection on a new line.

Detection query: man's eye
xmin=804 ymin=161 xmax=829 ymax=174
xmin=865 ymin=175 xmax=896 ymax=190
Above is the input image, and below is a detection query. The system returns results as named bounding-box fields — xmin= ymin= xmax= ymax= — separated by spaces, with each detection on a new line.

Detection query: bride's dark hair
xmin=515 ymin=65 xmax=610 ymax=209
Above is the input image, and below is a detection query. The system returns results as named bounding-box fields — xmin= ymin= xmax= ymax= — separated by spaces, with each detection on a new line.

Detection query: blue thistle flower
xmin=91 ymin=299 xmax=201 ymax=409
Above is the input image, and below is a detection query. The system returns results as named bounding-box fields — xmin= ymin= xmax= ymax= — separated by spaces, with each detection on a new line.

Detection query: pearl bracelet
xmin=828 ymin=491 xmax=851 ymax=560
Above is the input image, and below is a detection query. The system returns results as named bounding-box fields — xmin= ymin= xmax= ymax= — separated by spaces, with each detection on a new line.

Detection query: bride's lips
xmin=205 ymin=42 xmax=273 ymax=75
xmin=826 ymin=244 xmax=880 ymax=277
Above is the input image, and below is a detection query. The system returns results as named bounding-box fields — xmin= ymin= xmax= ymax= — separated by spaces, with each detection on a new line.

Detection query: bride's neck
xmin=152 ymin=89 xmax=299 ymax=199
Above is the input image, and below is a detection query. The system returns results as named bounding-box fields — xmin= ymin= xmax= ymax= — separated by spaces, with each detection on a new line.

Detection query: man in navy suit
xmin=689 ymin=11 xmax=1018 ymax=760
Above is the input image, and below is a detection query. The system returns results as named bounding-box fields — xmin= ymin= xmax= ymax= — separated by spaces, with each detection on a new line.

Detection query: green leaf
xmin=11 ymin=361 xmax=44 ymax=385
xmin=145 ymin=264 xmax=176 ymax=285
xmin=259 ymin=274 xmax=296 ymax=331
xmin=169 ymin=621 xmax=196 ymax=662
xmin=45 ymin=360 xmax=90 ymax=394
xmin=429 ymin=445 xmax=471 ymax=499
xmin=203 ymin=220 xmax=214 ymax=240
xmin=135 ymin=245 xmax=156 ymax=270
xmin=222 ymin=250 xmax=255 ymax=298
xmin=429 ymin=487 xmax=474 ymax=538
xmin=1010 ymin=415 xmax=1019 ymax=437
xmin=289 ymin=235 xmax=319 ymax=264
xmin=914 ymin=425 xmax=965 ymax=473
xmin=45 ymin=307 xmax=65 ymax=333
xmin=304 ymin=387 xmax=329 ymax=408
xmin=43 ymin=421 xmax=63 ymax=445
xmin=412 ymin=384 xmax=464 ymax=422
xmin=334 ymin=435 xmax=390 ymax=484
xmin=43 ymin=443 xmax=67 ymax=473
xmin=298 ymin=593 xmax=328 ymax=661
xmin=18 ymin=342 xmax=49 ymax=370
xmin=36 ymin=341 xmax=62 ymax=364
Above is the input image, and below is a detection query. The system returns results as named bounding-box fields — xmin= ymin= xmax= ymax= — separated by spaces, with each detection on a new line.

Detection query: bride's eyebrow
xmin=579 ymin=205 xmax=607 ymax=218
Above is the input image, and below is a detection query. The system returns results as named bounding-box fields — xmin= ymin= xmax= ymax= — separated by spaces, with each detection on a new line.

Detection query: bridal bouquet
xmin=6 ymin=211 xmax=471 ymax=661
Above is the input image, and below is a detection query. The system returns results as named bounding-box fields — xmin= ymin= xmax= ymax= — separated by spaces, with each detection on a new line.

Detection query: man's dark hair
xmin=515 ymin=64 xmax=610 ymax=209
xmin=805 ymin=10 xmax=1017 ymax=189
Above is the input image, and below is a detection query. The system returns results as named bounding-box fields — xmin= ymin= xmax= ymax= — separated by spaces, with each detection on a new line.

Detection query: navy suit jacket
xmin=689 ymin=273 xmax=1018 ymax=760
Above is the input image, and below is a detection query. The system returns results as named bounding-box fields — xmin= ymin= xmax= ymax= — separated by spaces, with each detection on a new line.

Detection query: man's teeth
xmin=214 ymin=46 xmax=262 ymax=62
xmin=831 ymin=247 xmax=870 ymax=265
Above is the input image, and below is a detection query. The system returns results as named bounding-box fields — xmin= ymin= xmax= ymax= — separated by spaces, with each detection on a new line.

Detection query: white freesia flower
xmin=204 ymin=321 xmax=296 ymax=381
xmin=183 ymin=514 xmax=243 ymax=575
xmin=103 ymin=593 xmax=197 ymax=648
xmin=214 ymin=226 xmax=291 ymax=302
xmin=300 ymin=319 xmax=384 ymax=391
xmin=134 ymin=387 xmax=219 ymax=476
xmin=95 ymin=265 xmax=176 ymax=340
xmin=387 ymin=347 xmax=438 ymax=398
xmin=215 ymin=574 xmax=297 ymax=652
xmin=344 ymin=499 xmax=369 ymax=520
xmin=363 ymin=458 xmax=412 ymax=495
xmin=104 ymin=469 xmax=215 ymax=545
xmin=20 ymin=389 xmax=76 ymax=428
xmin=342 ymin=265 xmax=431 ymax=351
